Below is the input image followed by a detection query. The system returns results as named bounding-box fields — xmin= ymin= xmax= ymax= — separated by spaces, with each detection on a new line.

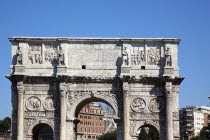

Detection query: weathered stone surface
xmin=7 ymin=37 xmax=184 ymax=140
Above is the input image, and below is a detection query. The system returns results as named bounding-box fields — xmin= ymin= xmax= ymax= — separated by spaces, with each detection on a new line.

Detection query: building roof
xmin=8 ymin=37 xmax=181 ymax=44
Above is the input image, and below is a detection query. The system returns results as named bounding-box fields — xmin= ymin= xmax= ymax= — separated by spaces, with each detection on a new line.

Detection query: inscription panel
xmin=68 ymin=43 xmax=121 ymax=66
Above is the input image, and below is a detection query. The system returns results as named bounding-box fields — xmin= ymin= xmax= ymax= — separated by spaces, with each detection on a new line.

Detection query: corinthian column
xmin=17 ymin=81 xmax=24 ymax=140
xmin=59 ymin=82 xmax=67 ymax=140
xmin=165 ymin=82 xmax=173 ymax=140
xmin=123 ymin=82 xmax=129 ymax=140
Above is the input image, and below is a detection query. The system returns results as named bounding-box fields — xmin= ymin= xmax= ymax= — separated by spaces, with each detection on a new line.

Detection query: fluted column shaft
xmin=59 ymin=83 xmax=67 ymax=140
xmin=123 ymin=82 xmax=129 ymax=140
xmin=17 ymin=82 xmax=24 ymax=140
xmin=165 ymin=82 xmax=173 ymax=140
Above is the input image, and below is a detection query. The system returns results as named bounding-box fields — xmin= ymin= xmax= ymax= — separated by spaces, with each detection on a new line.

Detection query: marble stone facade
xmin=7 ymin=37 xmax=184 ymax=140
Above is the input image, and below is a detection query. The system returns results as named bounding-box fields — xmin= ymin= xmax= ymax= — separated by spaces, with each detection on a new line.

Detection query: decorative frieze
xmin=25 ymin=111 xmax=46 ymax=117
xmin=130 ymin=112 xmax=160 ymax=120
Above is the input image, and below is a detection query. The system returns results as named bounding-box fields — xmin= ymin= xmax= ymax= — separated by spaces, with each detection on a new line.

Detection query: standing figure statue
xmin=16 ymin=47 xmax=22 ymax=65
xmin=165 ymin=47 xmax=172 ymax=66
xmin=123 ymin=47 xmax=130 ymax=66
xmin=58 ymin=50 xmax=65 ymax=65
xmin=140 ymin=50 xmax=145 ymax=62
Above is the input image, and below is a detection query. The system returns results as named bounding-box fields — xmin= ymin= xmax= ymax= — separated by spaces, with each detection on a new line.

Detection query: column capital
xmin=59 ymin=82 xmax=67 ymax=91
xmin=123 ymin=82 xmax=129 ymax=97
xmin=165 ymin=82 xmax=172 ymax=98
xmin=17 ymin=81 xmax=24 ymax=95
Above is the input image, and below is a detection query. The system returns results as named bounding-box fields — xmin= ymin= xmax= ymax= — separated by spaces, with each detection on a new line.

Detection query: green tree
xmin=139 ymin=127 xmax=148 ymax=140
xmin=148 ymin=128 xmax=159 ymax=140
xmin=0 ymin=117 xmax=11 ymax=133
xmin=98 ymin=130 xmax=116 ymax=140
xmin=190 ymin=127 xmax=208 ymax=140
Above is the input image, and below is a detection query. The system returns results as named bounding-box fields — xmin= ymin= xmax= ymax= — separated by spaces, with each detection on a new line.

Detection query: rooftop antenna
xmin=208 ymin=96 xmax=210 ymax=106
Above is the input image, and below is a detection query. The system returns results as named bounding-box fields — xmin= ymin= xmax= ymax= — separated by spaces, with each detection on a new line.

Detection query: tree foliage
xmin=0 ymin=117 xmax=11 ymax=133
xmin=98 ymin=130 xmax=116 ymax=140
xmin=139 ymin=127 xmax=159 ymax=140
xmin=190 ymin=127 xmax=208 ymax=140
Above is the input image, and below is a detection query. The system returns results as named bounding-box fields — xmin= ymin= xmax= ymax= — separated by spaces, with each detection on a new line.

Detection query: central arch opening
xmin=75 ymin=101 xmax=117 ymax=140
xmin=138 ymin=125 xmax=159 ymax=140
xmin=32 ymin=123 xmax=53 ymax=140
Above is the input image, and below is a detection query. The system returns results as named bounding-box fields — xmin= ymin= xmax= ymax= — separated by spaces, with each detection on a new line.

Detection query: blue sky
xmin=0 ymin=0 xmax=210 ymax=119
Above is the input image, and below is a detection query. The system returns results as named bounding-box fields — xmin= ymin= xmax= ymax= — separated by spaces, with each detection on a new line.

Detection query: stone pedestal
xmin=57 ymin=66 xmax=67 ymax=73
xmin=121 ymin=66 xmax=131 ymax=76
xmin=14 ymin=65 xmax=25 ymax=73
xmin=164 ymin=66 xmax=174 ymax=76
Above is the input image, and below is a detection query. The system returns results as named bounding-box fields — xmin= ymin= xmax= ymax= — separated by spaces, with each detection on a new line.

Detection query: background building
xmin=180 ymin=106 xmax=196 ymax=139
xmin=103 ymin=110 xmax=117 ymax=133
xmin=77 ymin=103 xmax=105 ymax=140
xmin=180 ymin=106 xmax=210 ymax=139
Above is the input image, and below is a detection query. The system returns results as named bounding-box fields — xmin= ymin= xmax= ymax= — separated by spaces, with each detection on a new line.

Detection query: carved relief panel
xmin=44 ymin=43 xmax=58 ymax=65
xmin=130 ymin=44 xmax=145 ymax=66
xmin=147 ymin=45 xmax=161 ymax=65
xmin=28 ymin=44 xmax=42 ymax=64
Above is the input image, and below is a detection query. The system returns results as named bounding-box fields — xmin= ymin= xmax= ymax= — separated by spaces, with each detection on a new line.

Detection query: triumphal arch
xmin=7 ymin=37 xmax=184 ymax=140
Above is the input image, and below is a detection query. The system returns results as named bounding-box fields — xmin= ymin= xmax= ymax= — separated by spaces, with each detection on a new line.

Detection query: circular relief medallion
xmin=149 ymin=98 xmax=164 ymax=113
xmin=131 ymin=98 xmax=146 ymax=112
xmin=26 ymin=96 xmax=41 ymax=111
xmin=43 ymin=96 xmax=56 ymax=111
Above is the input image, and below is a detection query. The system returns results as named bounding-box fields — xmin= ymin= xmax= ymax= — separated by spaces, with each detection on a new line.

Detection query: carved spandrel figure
xmin=16 ymin=47 xmax=22 ymax=65
xmin=165 ymin=47 xmax=172 ymax=66
xmin=123 ymin=47 xmax=130 ymax=66
xmin=58 ymin=50 xmax=65 ymax=65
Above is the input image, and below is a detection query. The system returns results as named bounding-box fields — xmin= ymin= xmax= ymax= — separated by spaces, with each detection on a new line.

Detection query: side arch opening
xmin=32 ymin=123 xmax=54 ymax=140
